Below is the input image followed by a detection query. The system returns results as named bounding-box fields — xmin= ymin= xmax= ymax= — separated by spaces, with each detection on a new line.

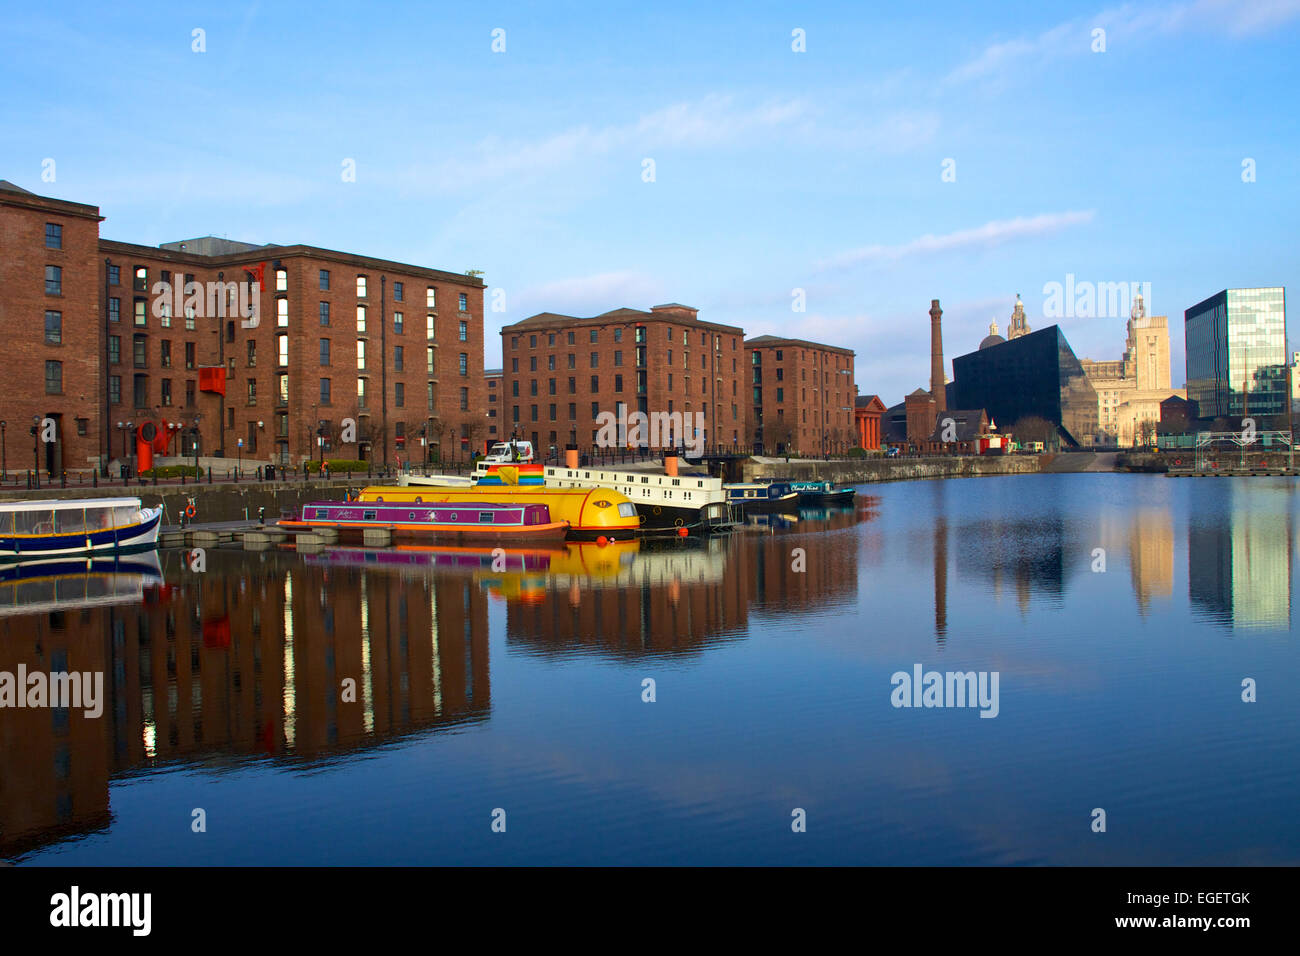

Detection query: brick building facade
xmin=0 ymin=180 xmax=485 ymax=475
xmin=499 ymin=304 xmax=746 ymax=454
xmin=745 ymin=335 xmax=856 ymax=455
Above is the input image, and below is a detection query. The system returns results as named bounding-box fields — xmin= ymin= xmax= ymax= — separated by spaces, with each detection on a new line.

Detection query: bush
xmin=141 ymin=464 xmax=201 ymax=479
xmin=846 ymin=446 xmax=868 ymax=458
xmin=324 ymin=459 xmax=368 ymax=472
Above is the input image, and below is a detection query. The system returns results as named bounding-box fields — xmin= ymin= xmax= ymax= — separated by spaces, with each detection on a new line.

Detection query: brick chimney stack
xmin=929 ymin=298 xmax=946 ymax=412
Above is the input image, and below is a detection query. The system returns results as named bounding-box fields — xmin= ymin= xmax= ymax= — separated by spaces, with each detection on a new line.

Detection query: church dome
xmin=979 ymin=334 xmax=1006 ymax=349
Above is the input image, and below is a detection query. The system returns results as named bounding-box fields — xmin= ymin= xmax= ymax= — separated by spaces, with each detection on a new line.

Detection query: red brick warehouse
xmin=0 ymin=179 xmax=486 ymax=475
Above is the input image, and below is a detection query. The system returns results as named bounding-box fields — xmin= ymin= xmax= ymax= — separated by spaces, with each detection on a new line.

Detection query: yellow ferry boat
xmin=356 ymin=483 xmax=639 ymax=539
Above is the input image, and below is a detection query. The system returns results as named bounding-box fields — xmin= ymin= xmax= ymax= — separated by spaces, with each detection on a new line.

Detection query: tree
xmin=1012 ymin=415 xmax=1056 ymax=445
xmin=765 ymin=418 xmax=795 ymax=456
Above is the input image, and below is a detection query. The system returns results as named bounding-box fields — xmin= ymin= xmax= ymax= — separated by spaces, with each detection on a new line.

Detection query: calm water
xmin=2 ymin=474 xmax=1297 ymax=865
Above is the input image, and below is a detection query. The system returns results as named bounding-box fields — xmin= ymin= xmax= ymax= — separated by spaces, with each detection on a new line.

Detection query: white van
xmin=483 ymin=440 xmax=534 ymax=463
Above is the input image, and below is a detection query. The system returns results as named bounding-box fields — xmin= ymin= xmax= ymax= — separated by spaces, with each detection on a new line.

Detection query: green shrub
xmin=141 ymin=464 xmax=201 ymax=479
xmin=846 ymin=446 xmax=868 ymax=458
xmin=324 ymin=459 xmax=368 ymax=472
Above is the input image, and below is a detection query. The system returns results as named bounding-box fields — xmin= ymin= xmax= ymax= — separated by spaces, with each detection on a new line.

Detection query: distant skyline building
xmin=951 ymin=325 xmax=1098 ymax=447
xmin=1185 ymin=287 xmax=1288 ymax=420
xmin=1079 ymin=293 xmax=1182 ymax=446
xmin=1006 ymin=294 xmax=1031 ymax=340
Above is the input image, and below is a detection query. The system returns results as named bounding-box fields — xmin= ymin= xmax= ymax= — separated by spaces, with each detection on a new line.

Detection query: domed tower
xmin=980 ymin=318 xmax=1006 ymax=350
xmin=1007 ymin=294 xmax=1030 ymax=339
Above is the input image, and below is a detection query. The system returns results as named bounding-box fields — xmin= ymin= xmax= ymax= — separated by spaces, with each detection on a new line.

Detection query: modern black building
xmin=1185 ymin=288 xmax=1288 ymax=421
xmin=950 ymin=325 xmax=1098 ymax=446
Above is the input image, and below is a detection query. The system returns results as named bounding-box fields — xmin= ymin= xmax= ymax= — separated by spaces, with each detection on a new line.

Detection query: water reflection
xmin=1188 ymin=485 xmax=1294 ymax=630
xmin=0 ymin=502 xmax=871 ymax=859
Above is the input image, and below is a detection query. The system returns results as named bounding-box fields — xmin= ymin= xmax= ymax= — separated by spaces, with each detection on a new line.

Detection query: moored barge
xmin=279 ymin=500 xmax=570 ymax=544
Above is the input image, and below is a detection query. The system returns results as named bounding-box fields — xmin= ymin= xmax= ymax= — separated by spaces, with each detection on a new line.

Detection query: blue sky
xmin=2 ymin=0 xmax=1297 ymax=404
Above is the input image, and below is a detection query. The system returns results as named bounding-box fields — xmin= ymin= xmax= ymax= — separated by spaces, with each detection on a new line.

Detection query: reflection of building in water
xmin=0 ymin=549 xmax=489 ymax=859
xmin=741 ymin=505 xmax=860 ymax=614
xmin=954 ymin=515 xmax=1079 ymax=613
xmin=1189 ymin=503 xmax=1293 ymax=629
xmin=1127 ymin=508 xmax=1174 ymax=615
xmin=506 ymin=538 xmax=749 ymax=657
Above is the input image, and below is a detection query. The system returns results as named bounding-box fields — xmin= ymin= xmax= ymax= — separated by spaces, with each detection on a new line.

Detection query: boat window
xmin=84 ymin=506 xmax=112 ymax=530
xmin=671 ymin=479 xmax=680 ymax=486
xmin=113 ymin=506 xmax=136 ymax=527
xmin=363 ymin=510 xmax=377 ymax=520
xmin=641 ymin=476 xmax=649 ymax=483
xmin=449 ymin=512 xmax=458 ymax=521
xmin=14 ymin=509 xmax=56 ymax=535
xmin=0 ymin=512 xmax=13 ymax=535
xmin=479 ymin=512 xmax=494 ymax=523
xmin=409 ymin=512 xmax=417 ymax=520
xmin=618 ymin=502 xmax=637 ymax=517
xmin=315 ymin=509 xmax=329 ymax=519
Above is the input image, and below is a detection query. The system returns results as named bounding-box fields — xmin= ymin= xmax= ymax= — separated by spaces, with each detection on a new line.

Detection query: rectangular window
xmin=356 ymin=305 xmax=367 ymax=332
xmin=614 ymin=350 xmax=623 ymax=366
xmin=320 ymin=378 xmax=331 ymax=403
xmin=357 ymin=378 xmax=368 ymax=407
xmin=591 ymin=375 xmax=599 ymax=392
xmin=185 ymin=305 xmax=195 ymax=330
xmin=591 ymin=401 xmax=600 ymax=418
xmin=275 ymin=268 xmax=288 ymax=292
xmin=427 ymin=381 xmax=435 ymax=410
xmin=278 ymin=373 xmax=288 ymax=405
xmin=277 ymin=334 xmax=289 ymax=367
xmin=185 ymin=379 xmax=196 ymax=406
xmin=615 ymin=374 xmax=623 ymax=392
xmin=393 ymin=281 xmax=403 ymax=301
xmin=185 ymin=342 xmax=195 ymax=369
xmin=134 ymin=298 xmax=147 ymax=326
xmin=458 ymin=292 xmax=468 ymax=311
xmin=45 ymin=265 xmax=62 ymax=295
xmin=590 ymin=329 xmax=598 ymax=344
xmin=460 ymin=387 xmax=469 ymax=411
xmin=394 ymin=312 xmax=403 ymax=334
xmin=568 ymin=403 xmax=576 ymax=420
xmin=568 ymin=376 xmax=576 ymax=394
xmin=549 ymin=403 xmax=557 ymax=420
xmin=357 ymin=339 xmax=367 ymax=370
xmin=109 ymin=374 xmax=122 ymax=404
xmin=426 ymin=315 xmax=436 ymax=340
xmin=133 ymin=335 xmax=147 ymax=368
xmin=133 ymin=266 xmax=147 ymax=292
xmin=316 ymin=301 xmax=329 ymax=325
xmin=459 ymin=353 xmax=468 ymax=376
xmin=319 ymin=269 xmax=330 ymax=291
xmin=277 ymin=298 xmax=289 ymax=327
xmin=45 ymin=222 xmax=62 ymax=249
xmin=394 ymin=345 xmax=404 ymax=371
xmin=244 ymin=378 xmax=255 ymax=404
xmin=160 ymin=379 xmax=173 ymax=406
xmin=459 ymin=320 xmax=467 ymax=341
xmin=529 ymin=356 xmax=537 ymax=372
xmin=134 ymin=374 xmax=148 ymax=408
xmin=44 ymin=310 xmax=62 ymax=344
xmin=426 ymin=287 xmax=436 ymax=308
xmin=395 ymin=382 xmax=405 ymax=407
xmin=109 ymin=297 xmax=120 ymax=323
xmin=45 ymin=360 xmax=62 ymax=393
xmin=590 ymin=352 xmax=598 ymax=368
xmin=357 ymin=275 xmax=368 ymax=298
xmin=548 ymin=377 xmax=556 ymax=395
xmin=159 ymin=300 xmax=172 ymax=327
xmin=160 ymin=340 xmax=172 ymax=368
xmin=108 ymin=335 xmax=121 ymax=364
xmin=320 ymin=338 xmax=331 ymax=365
xmin=108 ymin=265 xmax=120 ymax=286
xmin=427 ymin=346 xmax=435 ymax=374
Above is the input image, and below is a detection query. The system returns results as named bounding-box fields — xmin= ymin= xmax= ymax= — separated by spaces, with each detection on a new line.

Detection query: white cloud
xmin=397 ymin=94 xmax=808 ymax=193
xmin=513 ymin=270 xmax=665 ymax=317
xmin=818 ymin=210 xmax=1096 ymax=271
xmin=947 ymin=1 xmax=1300 ymax=86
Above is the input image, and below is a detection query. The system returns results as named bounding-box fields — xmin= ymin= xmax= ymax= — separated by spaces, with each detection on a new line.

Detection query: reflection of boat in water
xmin=278 ymin=500 xmax=570 ymax=545
xmin=0 ymin=497 xmax=161 ymax=559
xmin=0 ymin=551 xmax=163 ymax=616
xmin=300 ymin=542 xmax=562 ymax=575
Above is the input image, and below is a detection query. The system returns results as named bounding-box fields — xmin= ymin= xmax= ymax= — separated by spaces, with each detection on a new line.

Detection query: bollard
xmin=208 ymin=466 xmax=212 ymax=484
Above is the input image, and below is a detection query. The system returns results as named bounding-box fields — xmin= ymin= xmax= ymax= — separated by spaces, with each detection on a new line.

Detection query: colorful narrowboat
xmin=786 ymin=480 xmax=856 ymax=504
xmin=279 ymin=500 xmax=570 ymax=544
xmin=356 ymin=484 xmax=640 ymax=539
xmin=723 ymin=481 xmax=800 ymax=513
xmin=0 ymin=497 xmax=162 ymax=560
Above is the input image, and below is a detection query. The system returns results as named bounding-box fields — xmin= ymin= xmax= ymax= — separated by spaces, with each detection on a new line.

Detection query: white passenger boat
xmin=0 ymin=497 xmax=162 ymax=559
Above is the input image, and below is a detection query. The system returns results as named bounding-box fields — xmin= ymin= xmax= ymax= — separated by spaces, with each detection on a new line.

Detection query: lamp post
xmin=0 ymin=420 xmax=6 ymax=481
xmin=31 ymin=415 xmax=40 ymax=488
xmin=192 ymin=414 xmax=201 ymax=478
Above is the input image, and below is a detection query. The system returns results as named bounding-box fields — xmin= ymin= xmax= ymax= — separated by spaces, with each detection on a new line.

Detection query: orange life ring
xmin=185 ymin=504 xmax=196 ymax=518
xmin=1175 ymin=458 xmax=1182 ymax=466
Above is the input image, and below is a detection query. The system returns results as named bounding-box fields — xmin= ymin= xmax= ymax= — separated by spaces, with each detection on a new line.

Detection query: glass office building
xmin=1185 ymin=288 xmax=1288 ymax=420
xmin=950 ymin=325 xmax=1098 ymax=447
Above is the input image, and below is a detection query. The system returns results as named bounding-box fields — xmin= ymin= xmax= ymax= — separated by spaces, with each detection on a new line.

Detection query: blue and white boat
xmin=724 ymin=481 xmax=800 ymax=512
xmin=0 ymin=497 xmax=162 ymax=559
xmin=787 ymin=480 xmax=856 ymax=504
